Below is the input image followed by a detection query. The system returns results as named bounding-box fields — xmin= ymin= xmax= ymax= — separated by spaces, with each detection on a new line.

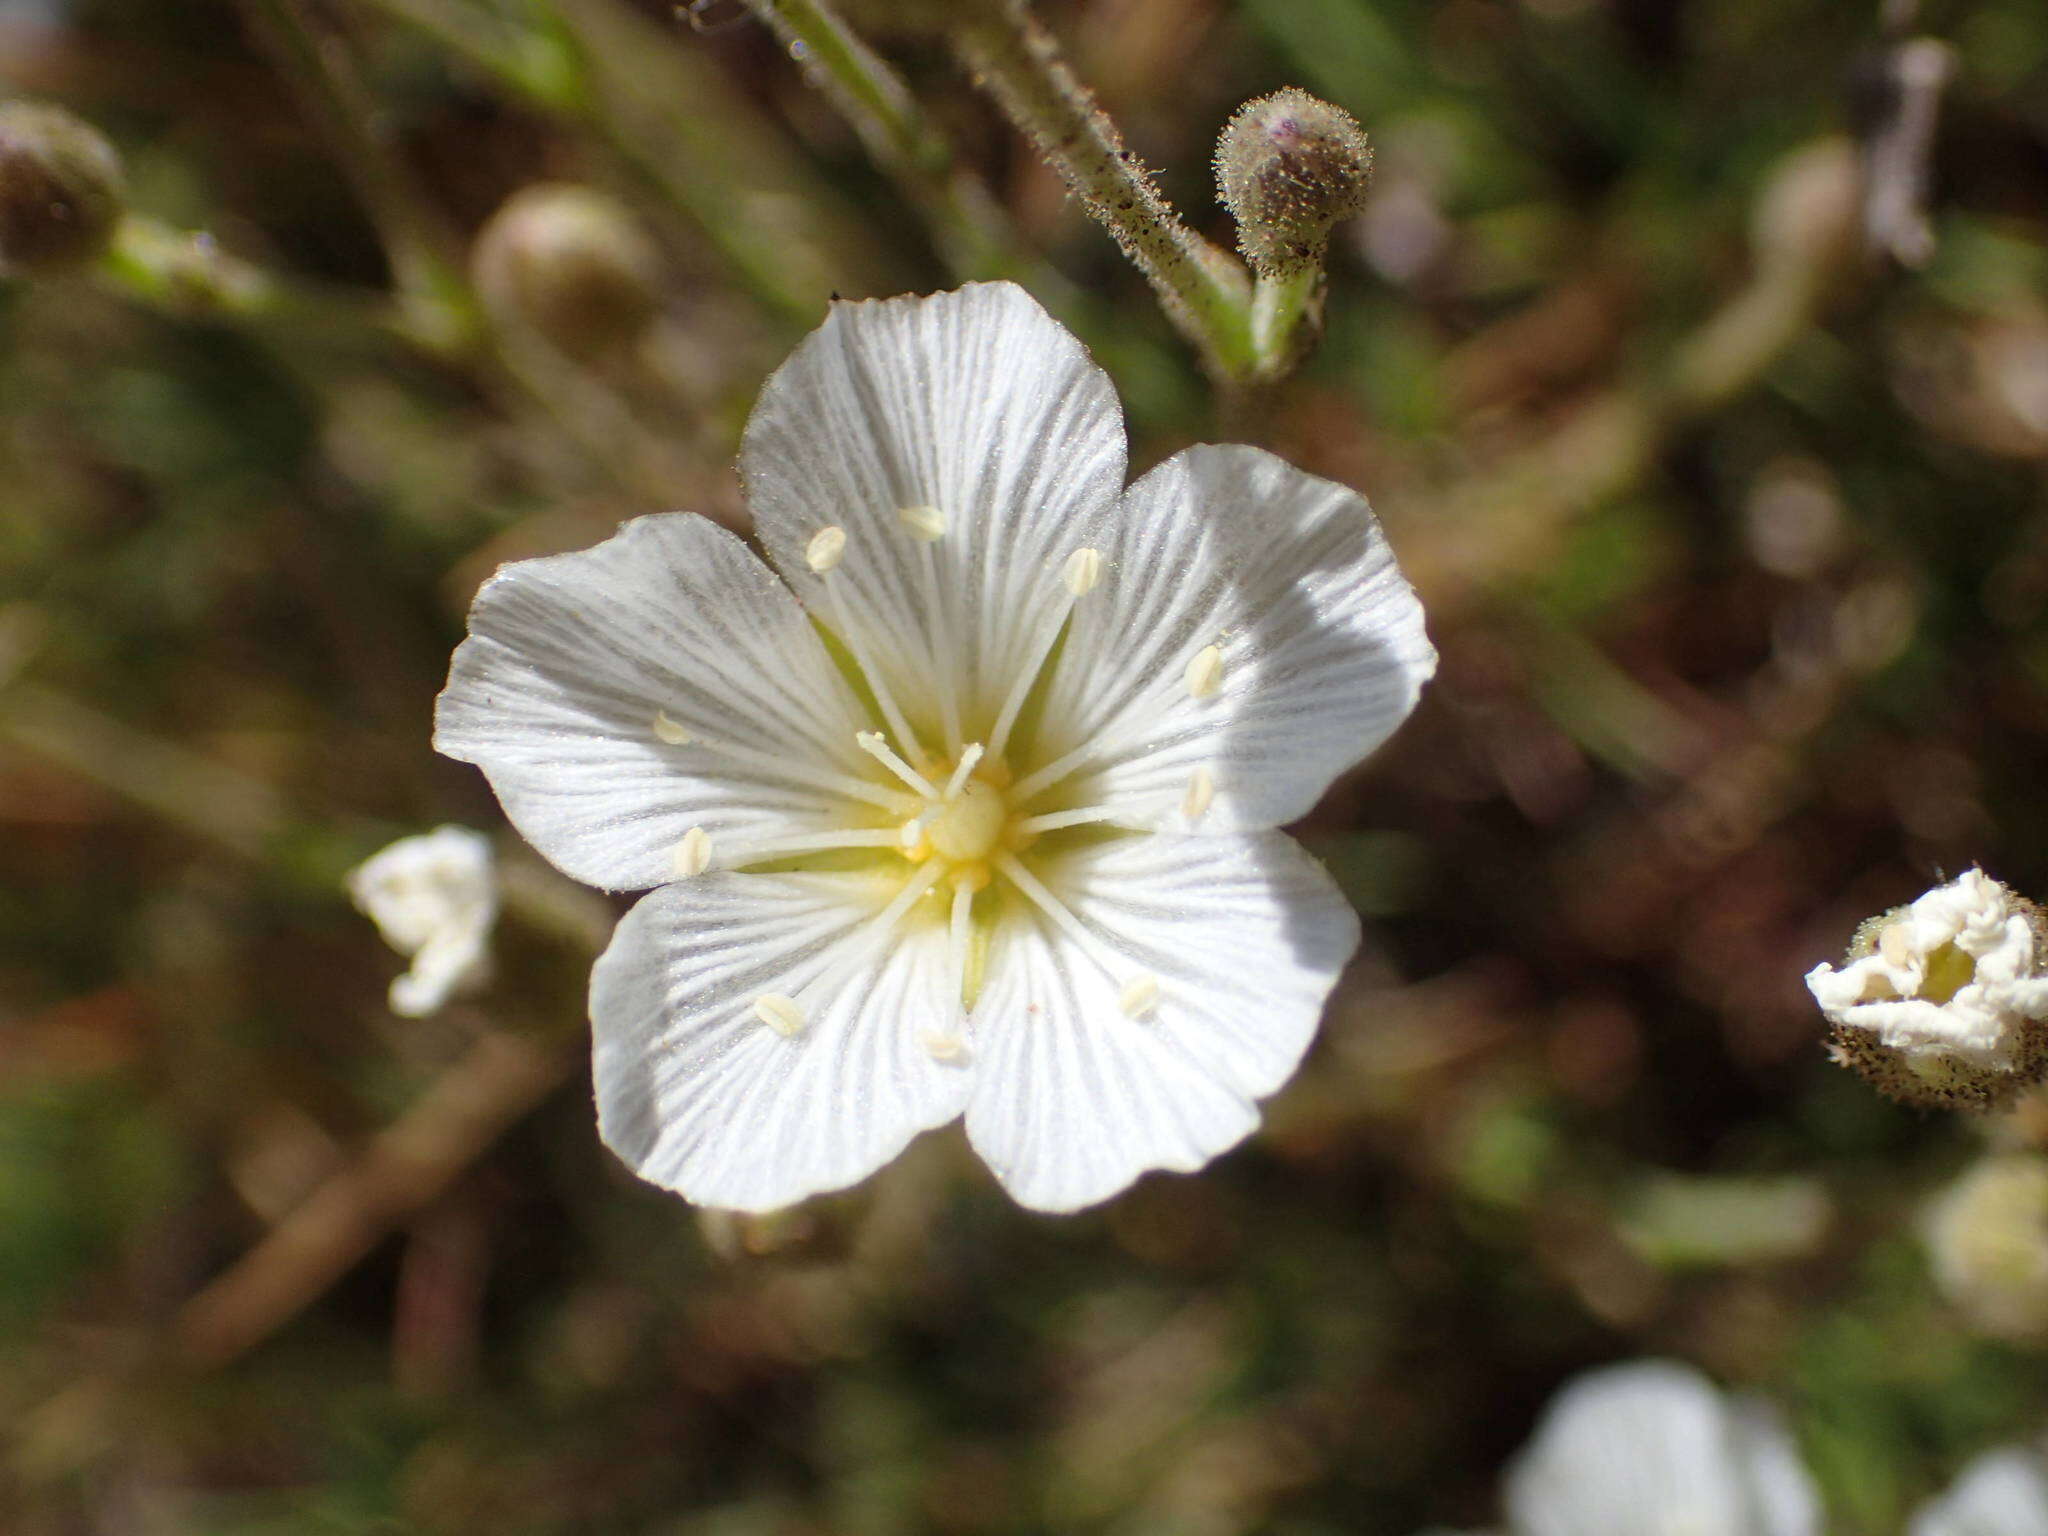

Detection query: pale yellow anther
xmin=653 ymin=709 xmax=691 ymax=746
xmin=1063 ymin=547 xmax=1104 ymax=597
xmin=805 ymin=525 xmax=847 ymax=573
xmin=1118 ymin=974 xmax=1162 ymax=1019
xmin=1880 ymin=921 xmax=1912 ymax=968
xmin=673 ymin=825 xmax=713 ymax=878
xmin=897 ymin=504 xmax=946 ymax=542
xmin=1185 ymin=645 xmax=1225 ymax=700
xmin=753 ymin=993 xmax=806 ymax=1037
xmin=920 ymin=1031 xmax=969 ymax=1063
xmin=1181 ymin=767 xmax=1216 ymax=821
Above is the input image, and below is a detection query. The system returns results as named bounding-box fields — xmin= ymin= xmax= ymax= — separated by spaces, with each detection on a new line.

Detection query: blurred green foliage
xmin=4 ymin=0 xmax=2048 ymax=1530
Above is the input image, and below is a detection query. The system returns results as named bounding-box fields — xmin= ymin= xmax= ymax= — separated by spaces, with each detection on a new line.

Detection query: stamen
xmin=673 ymin=825 xmax=713 ymax=878
xmin=913 ymin=540 xmax=965 ymax=751
xmin=948 ymin=877 xmax=976 ymax=1014
xmin=943 ymin=743 xmax=986 ymax=801
xmin=1118 ymin=974 xmax=1162 ymax=1019
xmin=1014 ymin=805 xmax=1121 ymax=836
xmin=688 ymin=735 xmax=915 ymax=815
xmin=985 ymin=559 xmax=1092 ymax=761
xmin=856 ymin=731 xmax=941 ymax=798
xmin=993 ymin=850 xmax=1137 ymax=988
xmin=898 ymin=504 xmax=946 ymax=542
xmin=921 ymin=1030 xmax=969 ymax=1063
xmin=808 ymin=581 xmax=933 ymax=774
xmin=723 ymin=827 xmax=906 ymax=869
xmin=1184 ymin=644 xmax=1225 ymax=700
xmin=1063 ymin=546 xmax=1104 ymax=596
xmin=788 ymin=860 xmax=947 ymax=1011
xmin=805 ymin=525 xmax=848 ymax=573
xmin=652 ymin=709 xmax=691 ymax=746
xmin=1181 ymin=767 xmax=1216 ymax=822
xmin=753 ymin=993 xmax=805 ymax=1037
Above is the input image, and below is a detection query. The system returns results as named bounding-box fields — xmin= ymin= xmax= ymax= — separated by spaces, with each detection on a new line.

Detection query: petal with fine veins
xmin=1039 ymin=444 xmax=1435 ymax=834
xmin=963 ymin=831 xmax=1358 ymax=1212
xmin=591 ymin=871 xmax=970 ymax=1213
xmin=740 ymin=282 xmax=1127 ymax=747
xmin=436 ymin=514 xmax=876 ymax=893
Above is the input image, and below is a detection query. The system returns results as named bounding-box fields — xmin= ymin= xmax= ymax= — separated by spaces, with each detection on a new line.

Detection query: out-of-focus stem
xmin=738 ymin=0 xmax=1039 ymax=286
xmin=947 ymin=0 xmax=1255 ymax=379
xmin=238 ymin=0 xmax=476 ymax=349
xmin=174 ymin=1030 xmax=573 ymax=1368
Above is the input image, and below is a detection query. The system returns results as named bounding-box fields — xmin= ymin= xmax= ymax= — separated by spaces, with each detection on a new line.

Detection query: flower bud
xmin=1807 ymin=870 xmax=2048 ymax=1111
xmin=0 ymin=102 xmax=125 ymax=277
xmin=1924 ymin=1153 xmax=2048 ymax=1342
xmin=1215 ymin=88 xmax=1373 ymax=281
xmin=471 ymin=184 xmax=662 ymax=359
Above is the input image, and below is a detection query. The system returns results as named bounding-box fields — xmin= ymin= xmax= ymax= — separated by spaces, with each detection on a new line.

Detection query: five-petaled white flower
xmin=435 ymin=282 xmax=1434 ymax=1212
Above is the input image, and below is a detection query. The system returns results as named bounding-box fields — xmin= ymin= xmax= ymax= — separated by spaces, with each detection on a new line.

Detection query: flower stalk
xmin=944 ymin=0 xmax=1258 ymax=380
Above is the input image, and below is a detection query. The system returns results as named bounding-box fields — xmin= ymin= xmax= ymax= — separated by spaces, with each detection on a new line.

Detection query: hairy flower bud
xmin=472 ymin=184 xmax=662 ymax=359
xmin=1807 ymin=870 xmax=2048 ymax=1111
xmin=0 ymin=102 xmax=125 ymax=277
xmin=1925 ymin=1153 xmax=2048 ymax=1342
xmin=1215 ymin=88 xmax=1373 ymax=281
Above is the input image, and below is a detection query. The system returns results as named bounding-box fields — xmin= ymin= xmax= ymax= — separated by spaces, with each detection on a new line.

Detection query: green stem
xmin=947 ymin=0 xmax=1255 ymax=380
xmin=738 ymin=0 xmax=1022 ymax=282
xmin=1248 ymin=267 xmax=1322 ymax=381
xmin=238 ymin=0 xmax=478 ymax=349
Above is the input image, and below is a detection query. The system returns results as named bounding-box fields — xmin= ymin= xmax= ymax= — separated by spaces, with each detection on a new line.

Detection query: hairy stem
xmin=947 ymin=0 xmax=1255 ymax=379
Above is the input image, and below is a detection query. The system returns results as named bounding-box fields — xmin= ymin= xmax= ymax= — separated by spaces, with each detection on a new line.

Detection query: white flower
xmin=346 ymin=825 xmax=498 ymax=1017
xmin=435 ymin=281 xmax=1434 ymax=1213
xmin=1910 ymin=1446 xmax=2048 ymax=1536
xmin=1806 ymin=870 xmax=2048 ymax=1108
xmin=1493 ymin=1360 xmax=1820 ymax=1536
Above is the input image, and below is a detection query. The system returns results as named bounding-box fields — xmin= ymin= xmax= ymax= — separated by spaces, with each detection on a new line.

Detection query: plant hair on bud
xmin=1215 ymin=87 xmax=1374 ymax=281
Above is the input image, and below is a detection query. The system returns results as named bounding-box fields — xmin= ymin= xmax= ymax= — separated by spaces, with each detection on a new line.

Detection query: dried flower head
xmin=1806 ymin=870 xmax=2048 ymax=1110
xmin=347 ymin=826 xmax=498 ymax=1017
xmin=437 ymin=282 xmax=1435 ymax=1213
xmin=1215 ymin=88 xmax=1373 ymax=280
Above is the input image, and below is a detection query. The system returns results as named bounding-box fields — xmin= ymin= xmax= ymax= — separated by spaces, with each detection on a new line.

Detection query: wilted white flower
xmin=436 ymin=281 xmax=1434 ymax=1213
xmin=1924 ymin=1152 xmax=2048 ymax=1342
xmin=1439 ymin=1360 xmax=1819 ymax=1536
xmin=346 ymin=825 xmax=498 ymax=1017
xmin=1910 ymin=1445 xmax=2048 ymax=1536
xmin=1806 ymin=869 xmax=2048 ymax=1109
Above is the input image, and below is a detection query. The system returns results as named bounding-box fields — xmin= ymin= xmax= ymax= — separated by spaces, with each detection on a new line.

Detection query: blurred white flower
xmin=1807 ymin=869 xmax=2048 ymax=1108
xmin=436 ymin=281 xmax=1434 ymax=1213
xmin=1910 ymin=1446 xmax=2048 ymax=1536
xmin=1924 ymin=1153 xmax=2048 ymax=1342
xmin=1425 ymin=1360 xmax=1819 ymax=1536
xmin=346 ymin=825 xmax=497 ymax=1017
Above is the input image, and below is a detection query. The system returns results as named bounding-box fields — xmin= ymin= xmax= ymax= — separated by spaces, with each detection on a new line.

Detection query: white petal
xmin=1503 ymin=1361 xmax=1820 ymax=1536
xmin=1038 ymin=444 xmax=1434 ymax=833
xmin=739 ymin=283 xmax=1127 ymax=749
xmin=1910 ymin=1448 xmax=2048 ymax=1536
xmin=436 ymin=514 xmax=878 ymax=892
xmin=590 ymin=871 xmax=971 ymax=1212
xmin=963 ymin=831 xmax=1358 ymax=1213
xmin=346 ymin=825 xmax=498 ymax=1016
